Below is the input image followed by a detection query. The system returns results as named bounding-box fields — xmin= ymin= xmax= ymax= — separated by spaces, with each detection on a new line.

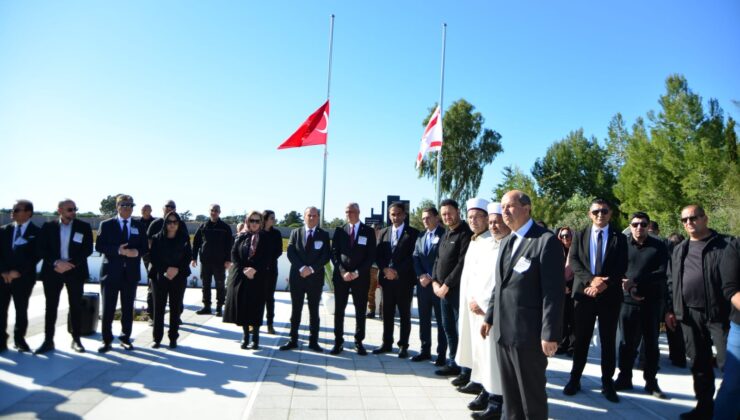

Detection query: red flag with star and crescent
xmin=277 ymin=100 xmax=330 ymax=149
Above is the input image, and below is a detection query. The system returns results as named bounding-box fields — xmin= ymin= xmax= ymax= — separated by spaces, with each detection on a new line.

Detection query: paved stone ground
xmin=0 ymin=285 xmax=721 ymax=419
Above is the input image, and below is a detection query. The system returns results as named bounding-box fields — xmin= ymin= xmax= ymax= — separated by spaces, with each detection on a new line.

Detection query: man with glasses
xmin=35 ymin=199 xmax=93 ymax=354
xmin=612 ymin=212 xmax=668 ymax=398
xmin=96 ymin=195 xmax=148 ymax=352
xmin=0 ymin=200 xmax=40 ymax=352
xmin=192 ymin=204 xmax=233 ymax=317
xmin=564 ymin=198 xmax=628 ymax=403
xmin=665 ymin=205 xmax=733 ymax=419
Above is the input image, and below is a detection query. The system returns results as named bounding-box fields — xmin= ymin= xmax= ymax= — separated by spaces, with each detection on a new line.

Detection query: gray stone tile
xmin=254 ymin=395 xmax=292 ymax=409
xmin=291 ymin=396 xmax=328 ymax=409
xmin=288 ymin=408 xmax=328 ymax=420
xmin=359 ymin=385 xmax=395 ymax=397
xmin=396 ymin=396 xmax=433 ymax=410
xmin=326 ymin=396 xmax=363 ymax=410
xmin=327 ymin=409 xmax=365 ymax=420
xmin=365 ymin=409 xmax=404 ymax=420
xmin=327 ymin=385 xmax=360 ymax=397
xmin=400 ymin=409 xmax=442 ymax=420
xmin=250 ymin=408 xmax=290 ymax=420
xmin=362 ymin=397 xmax=399 ymax=410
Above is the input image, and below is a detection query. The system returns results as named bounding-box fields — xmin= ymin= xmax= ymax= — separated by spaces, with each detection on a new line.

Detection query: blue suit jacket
xmin=412 ymin=225 xmax=445 ymax=278
xmin=95 ymin=217 xmax=148 ymax=284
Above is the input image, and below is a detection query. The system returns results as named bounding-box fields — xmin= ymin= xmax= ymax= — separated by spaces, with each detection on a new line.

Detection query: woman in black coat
xmin=223 ymin=211 xmax=270 ymax=349
xmin=149 ymin=211 xmax=192 ymax=349
xmin=555 ymin=226 xmax=576 ymax=356
xmin=262 ymin=210 xmax=284 ymax=335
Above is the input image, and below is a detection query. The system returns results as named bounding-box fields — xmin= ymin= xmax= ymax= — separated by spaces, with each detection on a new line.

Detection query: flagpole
xmin=435 ymin=23 xmax=447 ymax=208
xmin=320 ymin=14 xmax=335 ymax=228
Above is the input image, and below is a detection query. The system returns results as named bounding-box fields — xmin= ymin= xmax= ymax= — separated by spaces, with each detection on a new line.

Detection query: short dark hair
xmin=15 ymin=199 xmax=33 ymax=213
xmin=440 ymin=199 xmax=459 ymax=210
xmin=647 ymin=221 xmax=659 ymax=231
xmin=388 ymin=202 xmax=407 ymax=213
xmin=630 ymin=211 xmax=650 ymax=223
xmin=590 ymin=198 xmax=611 ymax=209
xmin=262 ymin=210 xmax=275 ymax=220
xmin=422 ymin=207 xmax=438 ymax=217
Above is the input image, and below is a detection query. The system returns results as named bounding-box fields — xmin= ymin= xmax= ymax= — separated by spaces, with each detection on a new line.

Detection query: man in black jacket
xmin=35 ymin=199 xmax=94 ymax=354
xmin=192 ymin=204 xmax=233 ymax=316
xmin=0 ymin=200 xmax=40 ymax=353
xmin=665 ymin=204 xmax=733 ymax=419
xmin=564 ymin=198 xmax=628 ymax=403
xmin=330 ymin=202 xmax=377 ymax=355
xmin=432 ymin=198 xmax=472 ymax=383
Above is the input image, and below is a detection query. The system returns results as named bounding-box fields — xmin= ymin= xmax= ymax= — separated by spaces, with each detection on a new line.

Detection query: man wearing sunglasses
xmin=665 ymin=204 xmax=734 ymax=420
xmin=0 ymin=200 xmax=40 ymax=353
xmin=564 ymin=198 xmax=628 ymax=403
xmin=612 ymin=212 xmax=668 ymax=399
xmin=35 ymin=199 xmax=93 ymax=354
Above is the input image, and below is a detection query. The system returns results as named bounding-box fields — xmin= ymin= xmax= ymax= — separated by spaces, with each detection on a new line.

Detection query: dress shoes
xmin=613 ymin=375 xmax=633 ymax=391
xmin=119 ymin=337 xmax=134 ymax=351
xmin=151 ymin=342 xmax=161 ymax=349
xmin=355 ymin=342 xmax=367 ymax=356
xmin=434 ymin=356 xmax=447 ymax=367
xmin=435 ymin=365 xmax=461 ymax=376
xmin=196 ymin=306 xmax=212 ymax=315
xmin=308 ymin=342 xmax=324 ymax=353
xmin=250 ymin=342 xmax=259 ymax=350
xmin=240 ymin=341 xmax=249 ymax=350
xmin=451 ymin=372 xmax=471 ymax=387
xmin=267 ymin=324 xmax=276 ymax=335
xmin=14 ymin=339 xmax=31 ymax=353
xmin=601 ymin=382 xmax=620 ymax=403
xmin=397 ymin=346 xmax=409 ymax=359
xmin=457 ymin=381 xmax=483 ymax=395
xmin=411 ymin=352 xmax=431 ymax=362
xmin=71 ymin=340 xmax=85 ymax=353
xmin=280 ymin=341 xmax=299 ymax=351
xmin=169 ymin=340 xmax=177 ymax=349
xmin=366 ymin=311 xmax=376 ymax=319
xmin=98 ymin=343 xmax=112 ymax=353
xmin=644 ymin=380 xmax=667 ymax=399
xmin=679 ymin=403 xmax=713 ymax=420
xmin=34 ymin=341 xmax=55 ymax=355
xmin=330 ymin=343 xmax=343 ymax=355
xmin=471 ymin=401 xmax=503 ymax=420
xmin=372 ymin=345 xmax=393 ymax=355
xmin=563 ymin=379 xmax=581 ymax=396
xmin=467 ymin=390 xmax=489 ymax=411
xmin=215 ymin=306 xmax=223 ymax=317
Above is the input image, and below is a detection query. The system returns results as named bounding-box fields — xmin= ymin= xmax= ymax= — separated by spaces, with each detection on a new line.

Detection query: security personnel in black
xmin=192 ymin=204 xmax=233 ymax=316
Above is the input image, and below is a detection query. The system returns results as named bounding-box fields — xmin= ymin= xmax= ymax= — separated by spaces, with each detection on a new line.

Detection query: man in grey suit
xmin=482 ymin=190 xmax=564 ymax=420
xmin=280 ymin=206 xmax=330 ymax=352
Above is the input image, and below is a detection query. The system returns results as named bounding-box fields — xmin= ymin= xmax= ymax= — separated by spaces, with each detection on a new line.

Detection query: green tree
xmin=409 ymin=198 xmax=436 ymax=231
xmin=491 ymin=166 xmax=559 ymax=225
xmin=99 ymin=194 xmax=119 ymax=216
xmin=417 ymin=99 xmax=503 ymax=204
xmin=195 ymin=214 xmax=208 ymax=223
xmin=180 ymin=210 xmax=192 ymax=222
xmin=605 ymin=113 xmax=630 ymax=176
xmin=553 ymin=194 xmax=593 ymax=232
xmin=279 ymin=211 xmax=303 ymax=227
xmin=325 ymin=217 xmax=345 ymax=229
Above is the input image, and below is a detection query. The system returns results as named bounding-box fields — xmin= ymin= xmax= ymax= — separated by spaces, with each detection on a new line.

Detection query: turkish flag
xmin=277 ymin=100 xmax=330 ymax=149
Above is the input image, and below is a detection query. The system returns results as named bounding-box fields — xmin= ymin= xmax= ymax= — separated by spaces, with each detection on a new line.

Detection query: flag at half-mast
xmin=277 ymin=100 xmax=330 ymax=149
xmin=416 ymin=106 xmax=443 ymax=168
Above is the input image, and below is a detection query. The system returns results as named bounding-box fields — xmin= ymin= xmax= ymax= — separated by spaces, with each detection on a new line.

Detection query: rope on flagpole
xmin=321 ymin=14 xmax=335 ymax=228
xmin=435 ymin=23 xmax=447 ymax=208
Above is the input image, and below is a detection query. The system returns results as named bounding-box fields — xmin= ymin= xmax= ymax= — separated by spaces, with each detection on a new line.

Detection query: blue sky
xmin=2 ymin=1 xmax=739 ymax=221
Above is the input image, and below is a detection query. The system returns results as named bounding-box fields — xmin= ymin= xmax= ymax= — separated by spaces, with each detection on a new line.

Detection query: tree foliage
xmin=409 ymin=198 xmax=436 ymax=231
xmin=279 ymin=211 xmax=303 ymax=227
xmin=325 ymin=217 xmax=345 ymax=229
xmin=99 ymin=194 xmax=119 ymax=216
xmin=418 ymin=99 xmax=503 ymax=204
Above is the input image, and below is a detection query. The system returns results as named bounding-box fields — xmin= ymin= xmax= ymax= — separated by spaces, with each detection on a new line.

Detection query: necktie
xmin=424 ymin=232 xmax=432 ymax=254
xmin=121 ymin=220 xmax=128 ymax=244
xmin=391 ymin=228 xmax=398 ymax=251
xmin=306 ymin=229 xmax=314 ymax=249
xmin=503 ymin=235 xmax=518 ymax=273
xmin=349 ymin=224 xmax=355 ymax=247
xmin=595 ymin=230 xmax=603 ymax=275
xmin=12 ymin=226 xmax=21 ymax=250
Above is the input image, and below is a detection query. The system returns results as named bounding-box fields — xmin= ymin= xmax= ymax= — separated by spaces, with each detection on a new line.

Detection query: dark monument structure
xmin=364 ymin=195 xmax=410 ymax=227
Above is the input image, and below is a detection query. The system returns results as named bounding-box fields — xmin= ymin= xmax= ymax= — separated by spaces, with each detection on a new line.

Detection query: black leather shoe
xmin=644 ymin=380 xmax=667 ymax=399
xmin=196 ymin=307 xmax=212 ymax=315
xmin=411 ymin=352 xmax=431 ymax=362
xmin=563 ymin=379 xmax=581 ymax=396
xmin=397 ymin=347 xmax=409 ymax=359
xmin=151 ymin=342 xmax=161 ymax=349
xmin=601 ymin=383 xmax=620 ymax=403
xmin=452 ymin=372 xmax=471 ymax=387
xmin=267 ymin=324 xmax=276 ymax=335
xmin=14 ymin=339 xmax=31 ymax=353
xmin=457 ymin=381 xmax=483 ymax=395
xmin=98 ymin=343 xmax=112 ymax=353
xmin=614 ymin=375 xmax=633 ymax=391
xmin=679 ymin=405 xmax=713 ymax=420
xmin=330 ymin=343 xmax=343 ymax=355
xmin=308 ymin=342 xmax=324 ymax=353
xmin=434 ymin=356 xmax=447 ymax=367
xmin=250 ymin=342 xmax=259 ymax=350
xmin=467 ymin=390 xmax=489 ymax=411
xmin=119 ymin=337 xmax=134 ymax=351
xmin=435 ymin=365 xmax=461 ymax=376
xmin=280 ymin=341 xmax=298 ymax=351
xmin=216 ymin=306 xmax=223 ymax=317
xmin=471 ymin=401 xmax=503 ymax=419
xmin=71 ymin=340 xmax=85 ymax=353
xmin=366 ymin=311 xmax=375 ymax=319
xmin=372 ymin=345 xmax=392 ymax=355
xmin=241 ymin=341 xmax=248 ymax=350
xmin=169 ymin=340 xmax=177 ymax=349
xmin=0 ymin=342 xmax=7 ymax=352
xmin=355 ymin=342 xmax=367 ymax=356
xmin=34 ymin=341 xmax=55 ymax=355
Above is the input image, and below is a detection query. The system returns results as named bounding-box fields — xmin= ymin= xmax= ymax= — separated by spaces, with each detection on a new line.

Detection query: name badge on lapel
xmin=313 ymin=240 xmax=323 ymax=250
xmin=357 ymin=236 xmax=368 ymax=246
xmin=513 ymin=257 xmax=531 ymax=274
xmin=432 ymin=236 xmax=440 ymax=244
xmin=73 ymin=232 xmax=84 ymax=243
xmin=130 ymin=227 xmax=139 ymax=235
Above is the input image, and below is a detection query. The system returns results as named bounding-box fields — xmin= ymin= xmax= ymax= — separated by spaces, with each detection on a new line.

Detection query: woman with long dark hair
xmin=223 ymin=211 xmax=269 ymax=349
xmin=149 ymin=211 xmax=192 ymax=349
xmin=556 ymin=226 xmax=576 ymax=356
xmin=262 ymin=210 xmax=283 ymax=335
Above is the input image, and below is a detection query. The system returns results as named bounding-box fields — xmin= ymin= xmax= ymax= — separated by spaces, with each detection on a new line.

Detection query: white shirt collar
xmin=513 ymin=218 xmax=534 ymax=240
xmin=591 ymin=224 xmax=610 ymax=236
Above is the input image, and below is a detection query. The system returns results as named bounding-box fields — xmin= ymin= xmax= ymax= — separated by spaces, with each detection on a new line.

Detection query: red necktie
xmin=349 ymin=225 xmax=355 ymax=247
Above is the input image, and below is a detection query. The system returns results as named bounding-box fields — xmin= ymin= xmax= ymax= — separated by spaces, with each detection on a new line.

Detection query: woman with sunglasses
xmin=224 ymin=211 xmax=269 ymax=349
xmin=556 ymin=226 xmax=576 ymax=356
xmin=149 ymin=211 xmax=192 ymax=349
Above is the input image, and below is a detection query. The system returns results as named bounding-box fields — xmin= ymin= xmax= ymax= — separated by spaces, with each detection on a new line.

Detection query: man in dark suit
xmin=0 ymin=200 xmax=40 ymax=353
xmin=482 ymin=190 xmax=564 ymax=420
xmin=330 ymin=202 xmax=377 ymax=355
xmin=35 ymin=199 xmax=93 ymax=354
xmin=563 ymin=198 xmax=628 ymax=403
xmin=412 ymin=206 xmax=447 ymax=364
xmin=280 ymin=206 xmax=331 ymax=352
xmin=96 ymin=194 xmax=148 ymax=353
xmin=373 ymin=202 xmax=419 ymax=358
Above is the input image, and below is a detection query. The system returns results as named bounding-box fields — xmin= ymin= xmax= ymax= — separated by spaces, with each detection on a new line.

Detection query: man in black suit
xmin=280 ymin=206 xmax=331 ymax=352
xmin=412 ymin=206 xmax=447 ymax=364
xmin=35 ymin=199 xmax=94 ymax=354
xmin=563 ymin=198 xmax=628 ymax=403
xmin=0 ymin=200 xmax=40 ymax=353
xmin=330 ymin=202 xmax=377 ymax=355
xmin=96 ymin=194 xmax=148 ymax=353
xmin=373 ymin=202 xmax=419 ymax=358
xmin=481 ymin=190 xmax=564 ymax=420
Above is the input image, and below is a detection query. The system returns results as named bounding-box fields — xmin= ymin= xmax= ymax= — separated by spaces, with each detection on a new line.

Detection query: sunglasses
xmin=166 ymin=219 xmax=179 ymax=225
xmin=248 ymin=219 xmax=261 ymax=224
xmin=681 ymin=215 xmax=702 ymax=224
xmin=118 ymin=203 xmax=134 ymax=208
xmin=559 ymin=233 xmax=572 ymax=239
xmin=590 ymin=208 xmax=609 ymax=216
xmin=11 ymin=208 xmax=27 ymax=213
xmin=64 ymin=207 xmax=78 ymax=212
xmin=630 ymin=222 xmax=648 ymax=228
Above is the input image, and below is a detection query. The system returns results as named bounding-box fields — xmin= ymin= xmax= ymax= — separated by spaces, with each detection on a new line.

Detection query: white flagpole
xmin=321 ymin=14 xmax=335 ymax=228
xmin=435 ymin=23 xmax=447 ymax=208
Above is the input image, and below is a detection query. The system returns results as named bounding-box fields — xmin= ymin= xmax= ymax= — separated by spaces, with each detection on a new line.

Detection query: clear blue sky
xmin=2 ymin=1 xmax=739 ymax=221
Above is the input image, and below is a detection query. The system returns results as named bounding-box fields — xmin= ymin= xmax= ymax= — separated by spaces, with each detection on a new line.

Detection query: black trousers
xmin=152 ymin=275 xmax=186 ymax=343
xmin=381 ymin=280 xmax=413 ymax=347
xmin=666 ymin=321 xmax=687 ymax=364
xmin=571 ymin=295 xmax=621 ymax=384
xmin=558 ymin=293 xmax=575 ymax=352
xmin=333 ymin=276 xmax=369 ymax=344
xmin=498 ymin=343 xmax=548 ymax=420
xmin=618 ymin=301 xmax=660 ymax=381
xmin=100 ymin=279 xmax=138 ymax=344
xmin=201 ymin=263 xmax=226 ymax=308
xmin=264 ymin=268 xmax=278 ymax=324
xmin=144 ymin=258 xmax=153 ymax=316
xmin=681 ymin=307 xmax=728 ymax=404
xmin=0 ymin=276 xmax=35 ymax=344
xmin=416 ymin=282 xmax=447 ymax=357
xmin=288 ymin=276 xmax=323 ymax=342
xmin=42 ymin=274 xmax=84 ymax=341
